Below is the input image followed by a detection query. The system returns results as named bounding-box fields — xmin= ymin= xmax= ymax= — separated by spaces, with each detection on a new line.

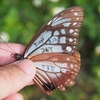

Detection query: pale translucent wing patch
xmin=24 ymin=6 xmax=84 ymax=58
xmin=24 ymin=31 xmax=52 ymax=58
xmin=27 ymin=52 xmax=80 ymax=95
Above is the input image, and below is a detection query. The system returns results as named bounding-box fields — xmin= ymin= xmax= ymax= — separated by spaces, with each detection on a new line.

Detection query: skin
xmin=0 ymin=43 xmax=36 ymax=100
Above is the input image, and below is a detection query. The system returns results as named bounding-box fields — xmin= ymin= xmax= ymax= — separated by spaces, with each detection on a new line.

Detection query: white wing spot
xmin=74 ymin=41 xmax=77 ymax=44
xmin=71 ymin=71 xmax=74 ymax=74
xmin=73 ymin=22 xmax=77 ymax=25
xmin=77 ymin=18 xmax=79 ymax=20
xmin=74 ymin=68 xmax=77 ymax=71
xmin=63 ymin=22 xmax=71 ymax=27
xmin=73 ymin=46 xmax=76 ymax=48
xmin=66 ymin=46 xmax=72 ymax=52
xmin=74 ymin=32 xmax=77 ymax=35
xmin=69 ymin=38 xmax=73 ymax=42
xmin=75 ymin=29 xmax=78 ymax=31
xmin=67 ymin=57 xmax=70 ymax=61
xmin=47 ymin=20 xmax=52 ymax=25
xmin=60 ymin=37 xmax=66 ymax=43
xmin=74 ymin=38 xmax=76 ymax=40
xmin=54 ymin=30 xmax=60 ymax=35
xmin=68 ymin=79 xmax=70 ymax=82
xmin=75 ymin=64 xmax=78 ymax=67
xmin=62 ymin=87 xmax=65 ymax=91
xmin=70 ymin=64 xmax=74 ymax=69
xmin=70 ymin=29 xmax=74 ymax=33
xmin=53 ymin=16 xmax=58 ymax=21
xmin=74 ymin=12 xmax=78 ymax=16
xmin=71 ymin=9 xmax=74 ymax=11
xmin=70 ymin=81 xmax=74 ymax=85
xmin=61 ymin=29 xmax=66 ymax=34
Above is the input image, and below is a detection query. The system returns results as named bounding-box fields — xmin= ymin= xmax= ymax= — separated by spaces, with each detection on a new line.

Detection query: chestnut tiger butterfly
xmin=0 ymin=6 xmax=84 ymax=95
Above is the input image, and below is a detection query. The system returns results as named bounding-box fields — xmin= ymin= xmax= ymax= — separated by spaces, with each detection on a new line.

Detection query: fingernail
xmin=15 ymin=59 xmax=36 ymax=75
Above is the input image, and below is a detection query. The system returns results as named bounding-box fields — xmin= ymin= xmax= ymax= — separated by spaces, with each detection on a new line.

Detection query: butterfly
xmin=2 ymin=6 xmax=84 ymax=95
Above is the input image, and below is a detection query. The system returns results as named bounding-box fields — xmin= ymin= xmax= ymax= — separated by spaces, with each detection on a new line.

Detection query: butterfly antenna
xmin=0 ymin=37 xmax=16 ymax=53
xmin=0 ymin=48 xmax=15 ymax=54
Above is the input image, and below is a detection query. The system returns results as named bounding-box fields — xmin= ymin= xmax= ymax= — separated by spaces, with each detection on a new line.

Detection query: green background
xmin=0 ymin=0 xmax=100 ymax=100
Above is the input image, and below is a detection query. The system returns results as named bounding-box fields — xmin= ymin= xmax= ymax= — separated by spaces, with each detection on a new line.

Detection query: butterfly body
xmin=14 ymin=54 xmax=23 ymax=60
xmin=13 ymin=6 xmax=83 ymax=95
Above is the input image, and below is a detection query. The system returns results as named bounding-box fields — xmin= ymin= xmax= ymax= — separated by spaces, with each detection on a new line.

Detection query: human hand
xmin=0 ymin=43 xmax=36 ymax=100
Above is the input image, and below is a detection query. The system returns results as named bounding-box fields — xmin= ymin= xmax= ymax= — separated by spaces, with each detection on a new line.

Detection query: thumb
xmin=0 ymin=59 xmax=36 ymax=99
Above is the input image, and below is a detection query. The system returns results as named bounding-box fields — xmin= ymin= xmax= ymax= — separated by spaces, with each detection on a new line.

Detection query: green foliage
xmin=0 ymin=0 xmax=100 ymax=100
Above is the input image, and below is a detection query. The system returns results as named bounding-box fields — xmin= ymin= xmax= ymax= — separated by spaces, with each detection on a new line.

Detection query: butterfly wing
xmin=27 ymin=52 xmax=81 ymax=95
xmin=24 ymin=6 xmax=84 ymax=95
xmin=24 ymin=6 xmax=83 ymax=58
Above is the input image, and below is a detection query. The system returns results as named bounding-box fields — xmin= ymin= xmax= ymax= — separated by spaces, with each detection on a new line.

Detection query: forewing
xmin=24 ymin=6 xmax=84 ymax=58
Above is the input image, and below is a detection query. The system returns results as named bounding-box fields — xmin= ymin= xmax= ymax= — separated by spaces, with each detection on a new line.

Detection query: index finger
xmin=0 ymin=43 xmax=25 ymax=65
